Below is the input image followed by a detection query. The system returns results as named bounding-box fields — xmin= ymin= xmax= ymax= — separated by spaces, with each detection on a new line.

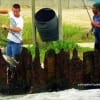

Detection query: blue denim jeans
xmin=6 ymin=41 xmax=21 ymax=59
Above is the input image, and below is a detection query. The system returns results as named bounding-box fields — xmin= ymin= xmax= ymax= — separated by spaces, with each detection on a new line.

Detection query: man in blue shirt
xmin=91 ymin=2 xmax=100 ymax=50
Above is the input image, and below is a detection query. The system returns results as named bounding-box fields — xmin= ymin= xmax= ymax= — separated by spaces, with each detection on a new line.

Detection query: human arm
xmin=91 ymin=21 xmax=100 ymax=28
xmin=8 ymin=26 xmax=22 ymax=33
xmin=86 ymin=21 xmax=100 ymax=37
xmin=2 ymin=13 xmax=24 ymax=33
xmin=2 ymin=24 xmax=22 ymax=33
xmin=0 ymin=9 xmax=9 ymax=14
xmin=86 ymin=27 xmax=93 ymax=38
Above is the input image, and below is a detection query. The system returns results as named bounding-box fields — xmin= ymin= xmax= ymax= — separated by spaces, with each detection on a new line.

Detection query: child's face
xmin=92 ymin=7 xmax=98 ymax=15
xmin=92 ymin=7 xmax=100 ymax=15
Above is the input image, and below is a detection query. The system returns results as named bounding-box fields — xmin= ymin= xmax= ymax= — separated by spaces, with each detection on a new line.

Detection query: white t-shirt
xmin=7 ymin=11 xmax=24 ymax=43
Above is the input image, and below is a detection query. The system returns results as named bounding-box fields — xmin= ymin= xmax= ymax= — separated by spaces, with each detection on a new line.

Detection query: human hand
xmin=1 ymin=24 xmax=8 ymax=30
xmin=91 ymin=21 xmax=100 ymax=27
xmin=86 ymin=29 xmax=93 ymax=38
xmin=91 ymin=21 xmax=95 ymax=27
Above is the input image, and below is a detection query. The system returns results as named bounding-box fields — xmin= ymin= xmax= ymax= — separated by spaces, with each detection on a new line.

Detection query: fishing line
xmin=82 ymin=0 xmax=92 ymax=22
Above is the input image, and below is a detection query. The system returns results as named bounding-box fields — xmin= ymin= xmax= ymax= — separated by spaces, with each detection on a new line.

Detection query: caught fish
xmin=2 ymin=54 xmax=19 ymax=67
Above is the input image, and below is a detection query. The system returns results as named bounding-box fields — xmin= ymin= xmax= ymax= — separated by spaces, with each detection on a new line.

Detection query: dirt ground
xmin=62 ymin=8 xmax=93 ymax=28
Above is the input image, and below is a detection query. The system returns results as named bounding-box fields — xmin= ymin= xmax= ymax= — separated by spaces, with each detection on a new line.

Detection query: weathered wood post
xmin=0 ymin=49 xmax=7 ymax=86
xmin=83 ymin=51 xmax=94 ymax=83
xmin=56 ymin=49 xmax=70 ymax=89
xmin=44 ymin=49 xmax=56 ymax=91
xmin=93 ymin=50 xmax=100 ymax=83
xmin=31 ymin=45 xmax=46 ymax=92
xmin=69 ymin=48 xmax=84 ymax=87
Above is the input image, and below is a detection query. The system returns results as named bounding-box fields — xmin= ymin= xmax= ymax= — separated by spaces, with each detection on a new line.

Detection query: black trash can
xmin=35 ymin=8 xmax=59 ymax=42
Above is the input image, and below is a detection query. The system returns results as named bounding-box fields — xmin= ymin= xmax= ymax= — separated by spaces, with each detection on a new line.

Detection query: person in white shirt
xmin=0 ymin=4 xmax=24 ymax=64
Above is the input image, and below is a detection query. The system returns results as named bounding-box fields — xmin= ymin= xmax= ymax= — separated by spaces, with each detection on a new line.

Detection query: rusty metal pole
xmin=58 ymin=0 xmax=63 ymax=40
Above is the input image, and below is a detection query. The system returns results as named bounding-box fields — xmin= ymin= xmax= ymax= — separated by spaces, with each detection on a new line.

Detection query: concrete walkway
xmin=77 ymin=42 xmax=94 ymax=48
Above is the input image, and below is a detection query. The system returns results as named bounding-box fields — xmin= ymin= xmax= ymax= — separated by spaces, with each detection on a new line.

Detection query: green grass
xmin=63 ymin=24 xmax=95 ymax=42
xmin=27 ymin=40 xmax=93 ymax=62
xmin=23 ymin=21 xmax=33 ymax=44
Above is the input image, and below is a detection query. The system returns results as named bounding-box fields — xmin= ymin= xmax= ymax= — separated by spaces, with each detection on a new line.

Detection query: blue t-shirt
xmin=93 ymin=14 xmax=100 ymax=44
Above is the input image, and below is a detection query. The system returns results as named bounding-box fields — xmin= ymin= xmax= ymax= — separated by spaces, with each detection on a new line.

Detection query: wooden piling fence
xmin=0 ymin=47 xmax=100 ymax=94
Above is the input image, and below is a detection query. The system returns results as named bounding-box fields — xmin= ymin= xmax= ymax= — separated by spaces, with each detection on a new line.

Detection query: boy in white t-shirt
xmin=0 ymin=4 xmax=24 ymax=63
